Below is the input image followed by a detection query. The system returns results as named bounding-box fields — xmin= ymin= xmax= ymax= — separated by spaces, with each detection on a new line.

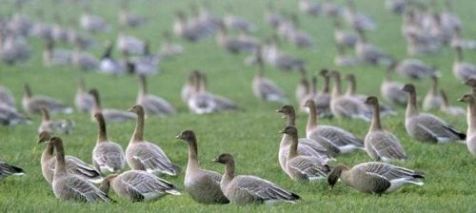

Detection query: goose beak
xmin=212 ymin=158 xmax=219 ymax=163
xmin=458 ymin=98 xmax=464 ymax=102
xmin=175 ymin=134 xmax=182 ymax=140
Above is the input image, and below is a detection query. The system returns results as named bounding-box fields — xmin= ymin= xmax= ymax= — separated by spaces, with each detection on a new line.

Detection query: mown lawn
xmin=1 ymin=0 xmax=476 ymax=212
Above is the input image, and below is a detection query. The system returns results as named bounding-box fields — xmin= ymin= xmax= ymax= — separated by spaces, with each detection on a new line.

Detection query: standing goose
xmin=37 ymin=108 xmax=74 ymax=135
xmin=159 ymin=31 xmax=184 ymax=58
xmin=327 ymin=162 xmax=424 ymax=195
xmin=423 ymin=76 xmax=444 ymax=111
xmin=355 ymin=29 xmax=392 ymax=66
xmin=381 ymin=63 xmax=407 ymax=106
xmin=305 ymin=99 xmax=364 ymax=155
xmin=38 ymin=132 xmax=102 ymax=185
xmin=252 ymin=51 xmax=287 ymax=104
xmin=315 ymin=69 xmax=332 ymax=118
xmin=395 ymin=59 xmax=436 ymax=80
xmin=100 ymin=170 xmax=180 ymax=202
xmin=364 ymin=97 xmax=406 ymax=162
xmin=0 ymin=160 xmax=24 ymax=180
xmin=181 ymin=71 xmax=200 ymax=103
xmin=136 ymin=75 xmax=176 ymax=117
xmin=453 ymin=46 xmax=476 ymax=82
xmin=402 ymin=84 xmax=465 ymax=143
xmin=0 ymin=104 xmax=29 ymax=126
xmin=88 ymin=89 xmax=136 ymax=123
xmin=214 ymin=153 xmax=300 ymax=205
xmin=196 ymin=72 xmax=239 ymax=111
xmin=74 ymin=78 xmax=94 ymax=113
xmin=295 ymin=68 xmax=310 ymax=104
xmin=440 ymin=90 xmax=465 ymax=116
xmin=458 ymin=94 xmax=476 ymax=156
xmin=126 ymin=105 xmax=179 ymax=176
xmin=99 ymin=42 xmax=126 ymax=75
xmin=22 ymin=83 xmax=72 ymax=115
xmin=177 ymin=130 xmax=229 ymax=204
xmin=282 ymin=126 xmax=330 ymax=181
xmin=466 ymin=79 xmax=476 ymax=96
xmin=92 ymin=113 xmax=125 ymax=175
xmin=329 ymin=71 xmax=370 ymax=121
xmin=187 ymin=71 xmax=218 ymax=114
xmin=49 ymin=136 xmax=112 ymax=202
xmin=299 ymin=75 xmax=318 ymax=112
xmin=0 ymin=84 xmax=15 ymax=108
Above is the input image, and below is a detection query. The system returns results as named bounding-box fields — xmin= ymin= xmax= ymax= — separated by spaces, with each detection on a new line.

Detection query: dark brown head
xmin=176 ymin=130 xmax=196 ymax=142
xmin=214 ymin=153 xmax=234 ymax=165
xmin=320 ymin=69 xmax=329 ymax=77
xmin=465 ymin=79 xmax=476 ymax=88
xmin=402 ymin=84 xmax=416 ymax=94
xmin=128 ymin=104 xmax=144 ymax=114
xmin=276 ymin=105 xmax=295 ymax=116
xmin=365 ymin=96 xmax=379 ymax=106
xmin=458 ymin=94 xmax=475 ymax=103
xmin=38 ymin=131 xmax=51 ymax=144
xmin=280 ymin=126 xmax=298 ymax=136
xmin=304 ymin=99 xmax=316 ymax=108
xmin=327 ymin=165 xmax=348 ymax=188
xmin=94 ymin=112 xmax=105 ymax=121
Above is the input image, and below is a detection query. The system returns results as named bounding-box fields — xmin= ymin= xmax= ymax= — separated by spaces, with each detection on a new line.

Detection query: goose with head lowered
xmin=88 ymin=88 xmax=136 ymax=123
xmin=315 ymin=69 xmax=333 ymax=118
xmin=0 ymin=84 xmax=15 ymax=108
xmin=100 ymin=170 xmax=180 ymax=202
xmin=329 ymin=71 xmax=370 ymax=121
xmin=305 ymin=99 xmax=364 ymax=155
xmin=364 ymin=96 xmax=406 ymax=162
xmin=126 ymin=105 xmax=179 ymax=176
xmin=0 ymin=104 xmax=29 ymax=126
xmin=136 ymin=75 xmax=176 ymax=117
xmin=38 ymin=107 xmax=74 ymax=135
xmin=48 ymin=136 xmax=112 ymax=202
xmin=214 ymin=153 xmax=300 ymax=205
xmin=177 ymin=130 xmax=229 ymax=204
xmin=295 ymin=68 xmax=310 ymax=105
xmin=328 ymin=162 xmax=424 ymax=195
xmin=92 ymin=112 xmax=125 ymax=175
xmin=22 ymin=83 xmax=72 ymax=115
xmin=0 ymin=160 xmax=24 ymax=180
xmin=281 ymin=126 xmax=330 ymax=182
xmin=458 ymin=94 xmax=476 ymax=156
xmin=394 ymin=58 xmax=436 ymax=80
xmin=402 ymin=84 xmax=465 ymax=143
xmin=38 ymin=131 xmax=102 ymax=185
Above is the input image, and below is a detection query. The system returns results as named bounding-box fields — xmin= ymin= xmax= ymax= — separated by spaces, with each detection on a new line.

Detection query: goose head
xmin=327 ymin=165 xmax=349 ymax=188
xmin=458 ymin=94 xmax=475 ymax=103
xmin=176 ymin=129 xmax=196 ymax=142
xmin=276 ymin=105 xmax=295 ymax=118
xmin=37 ymin=131 xmax=52 ymax=144
xmin=128 ymin=104 xmax=144 ymax=115
xmin=365 ymin=96 xmax=378 ymax=106
xmin=402 ymin=84 xmax=416 ymax=94
xmin=465 ymin=79 xmax=476 ymax=89
xmin=304 ymin=99 xmax=316 ymax=109
xmin=213 ymin=153 xmax=234 ymax=165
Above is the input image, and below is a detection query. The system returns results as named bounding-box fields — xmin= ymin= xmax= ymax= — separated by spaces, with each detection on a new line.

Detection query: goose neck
xmin=467 ymin=100 xmax=476 ymax=133
xmin=405 ymin=91 xmax=419 ymax=117
xmin=369 ymin=102 xmax=382 ymax=131
xmin=186 ymin=138 xmax=199 ymax=171
xmin=131 ymin=109 xmax=145 ymax=142
xmin=288 ymin=134 xmax=299 ymax=159
xmin=96 ymin=115 xmax=108 ymax=143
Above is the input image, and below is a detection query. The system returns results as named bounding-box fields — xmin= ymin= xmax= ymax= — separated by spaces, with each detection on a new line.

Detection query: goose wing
xmin=0 ymin=161 xmax=24 ymax=178
xmin=359 ymin=162 xmax=424 ymax=181
xmin=63 ymin=176 xmax=112 ymax=202
xmin=93 ymin=142 xmax=125 ymax=173
xmin=366 ymin=132 xmax=406 ymax=161
xmin=415 ymin=114 xmax=465 ymax=142
xmin=287 ymin=156 xmax=329 ymax=180
xmin=119 ymin=171 xmax=180 ymax=200
xmin=235 ymin=175 xmax=300 ymax=202
xmin=132 ymin=142 xmax=178 ymax=176
xmin=65 ymin=156 xmax=102 ymax=182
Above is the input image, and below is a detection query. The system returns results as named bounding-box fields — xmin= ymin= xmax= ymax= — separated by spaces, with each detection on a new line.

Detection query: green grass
xmin=2 ymin=0 xmax=476 ymax=212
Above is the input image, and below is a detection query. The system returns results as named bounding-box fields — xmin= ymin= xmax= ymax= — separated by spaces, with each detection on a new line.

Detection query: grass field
xmin=1 ymin=0 xmax=476 ymax=212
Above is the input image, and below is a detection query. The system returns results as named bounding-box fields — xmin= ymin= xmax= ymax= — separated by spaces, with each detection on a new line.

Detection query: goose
xmin=299 ymin=75 xmax=318 ymax=112
xmin=136 ymin=75 xmax=175 ymax=117
xmin=37 ymin=108 xmax=74 ymax=135
xmin=99 ymin=42 xmax=126 ymax=75
xmin=305 ymin=99 xmax=364 ymax=155
xmin=126 ymin=105 xmax=179 ymax=176
xmin=355 ymin=29 xmax=392 ymax=66
xmin=276 ymin=105 xmax=334 ymax=169
xmin=453 ymin=46 xmax=476 ymax=82
xmin=422 ymin=75 xmax=444 ymax=111
xmin=128 ymin=42 xmax=160 ymax=76
xmin=402 ymin=84 xmax=465 ymax=143
xmin=458 ymin=94 xmax=476 ymax=156
xmin=100 ymin=170 xmax=180 ymax=202
xmin=282 ymin=126 xmax=330 ymax=181
xmin=334 ymin=43 xmax=360 ymax=67
xmin=334 ymin=18 xmax=358 ymax=48
xmin=80 ymin=10 xmax=110 ymax=33
xmin=71 ymin=47 xmax=98 ymax=71
xmin=117 ymin=34 xmax=145 ymax=56
xmin=37 ymin=132 xmax=102 ymax=185
xmin=214 ymin=153 xmax=300 ymax=205
xmin=343 ymin=0 xmax=377 ymax=31
xmin=315 ymin=70 xmax=333 ymax=118
xmin=261 ymin=39 xmax=305 ymax=71
xmin=0 ymin=84 xmax=15 ymax=108
xmin=322 ymin=0 xmax=341 ymax=17
xmin=48 ymin=136 xmax=112 ymax=202
xmin=118 ymin=4 xmax=147 ymax=28
xmin=381 ymin=63 xmax=407 ymax=106
xmin=282 ymin=15 xmax=313 ymax=49
xmin=42 ymin=39 xmax=72 ymax=66
xmin=295 ymin=68 xmax=310 ymax=104
xmin=327 ymin=162 xmax=424 ymax=195
xmin=440 ymin=90 xmax=465 ymax=116
xmin=88 ymin=89 xmax=136 ymax=123
xmin=0 ymin=159 xmax=24 ymax=180
xmin=197 ymin=72 xmax=239 ymax=111
xmin=223 ymin=6 xmax=255 ymax=32
xmin=92 ymin=113 xmax=126 ymax=175
xmin=385 ymin=0 xmax=406 ymax=15
xmin=0 ymin=104 xmax=29 ymax=126
xmin=177 ymin=130 xmax=229 ymax=204
xmin=159 ymin=31 xmax=184 ymax=58
xmin=74 ymin=78 xmax=94 ymax=113
xmin=181 ymin=70 xmax=200 ymax=103
xmin=466 ymin=79 xmax=476 ymax=96
xmin=395 ymin=58 xmax=436 ymax=80
xmin=364 ymin=97 xmax=406 ymax=162
xmin=187 ymin=72 xmax=218 ymax=114
xmin=252 ymin=54 xmax=288 ymax=104
xmin=329 ymin=71 xmax=370 ymax=121
xmin=22 ymin=83 xmax=72 ymax=115
xmin=216 ymin=24 xmax=258 ymax=54
xmin=299 ymin=0 xmax=321 ymax=16
xmin=173 ymin=11 xmax=202 ymax=42
xmin=0 ymin=33 xmax=31 ymax=65
xmin=67 ymin=30 xmax=95 ymax=50
xmin=264 ymin=3 xmax=285 ymax=28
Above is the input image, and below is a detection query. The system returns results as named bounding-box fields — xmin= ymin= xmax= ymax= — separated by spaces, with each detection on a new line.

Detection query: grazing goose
xmin=395 ymin=58 xmax=437 ymax=80
xmin=328 ymin=162 xmax=424 ymax=195
xmin=381 ymin=63 xmax=407 ymax=106
xmin=118 ymin=4 xmax=147 ymax=28
xmin=198 ymin=72 xmax=239 ymax=111
xmin=315 ymin=70 xmax=332 ymax=118
xmin=99 ymin=42 xmax=126 ymax=75
xmin=80 ymin=10 xmax=110 ymax=33
xmin=453 ymin=46 xmax=476 ymax=82
xmin=22 ymin=83 xmax=72 ymax=115
xmin=42 ymin=39 xmax=72 ymax=66
xmin=117 ymin=34 xmax=145 ymax=55
xmin=343 ymin=0 xmax=376 ymax=31
xmin=48 ymin=136 xmax=112 ymax=202
xmin=252 ymin=54 xmax=288 ymax=104
xmin=128 ymin=41 xmax=160 ymax=76
xmin=423 ymin=76 xmax=444 ymax=111
xmin=305 ymin=99 xmax=364 ymax=155
xmin=276 ymin=105 xmax=334 ymax=168
xmin=100 ymin=170 xmax=180 ymax=202
xmin=0 ymin=160 xmax=24 ymax=180
xmin=181 ymin=71 xmax=200 ymax=103
xmin=364 ymin=97 xmax=406 ymax=162
xmin=458 ymin=94 xmax=476 ymax=156
xmin=38 ymin=132 xmax=103 ymax=185
xmin=402 ymin=84 xmax=465 ymax=143
xmin=126 ymin=105 xmax=179 ymax=176
xmin=136 ymin=75 xmax=176 ymax=117
xmin=335 ymin=43 xmax=360 ymax=67
xmin=216 ymin=25 xmax=258 ymax=54
xmin=0 ymin=104 xmax=29 ymax=126
xmin=329 ymin=71 xmax=370 ymax=121
xmin=74 ymin=78 xmax=94 ymax=113
xmin=159 ymin=31 xmax=184 ymax=58
xmin=88 ymin=89 xmax=136 ymax=123
xmin=173 ymin=11 xmax=203 ymax=42
xmin=440 ymin=90 xmax=465 ymax=116
xmin=0 ymin=84 xmax=15 ymax=108
xmin=295 ymin=68 xmax=310 ymax=104
xmin=0 ymin=33 xmax=31 ymax=65
xmin=282 ymin=126 xmax=330 ymax=181
xmin=355 ymin=29 xmax=392 ymax=66
xmin=223 ymin=6 xmax=255 ymax=32
xmin=92 ymin=113 xmax=125 ymax=175
xmin=333 ymin=18 xmax=358 ymax=48
xmin=71 ymin=47 xmax=98 ymax=71
xmin=299 ymin=0 xmax=321 ymax=16
xmin=177 ymin=130 xmax=229 ymax=204
xmin=38 ymin=108 xmax=74 ymax=135
xmin=214 ymin=153 xmax=300 ymax=205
